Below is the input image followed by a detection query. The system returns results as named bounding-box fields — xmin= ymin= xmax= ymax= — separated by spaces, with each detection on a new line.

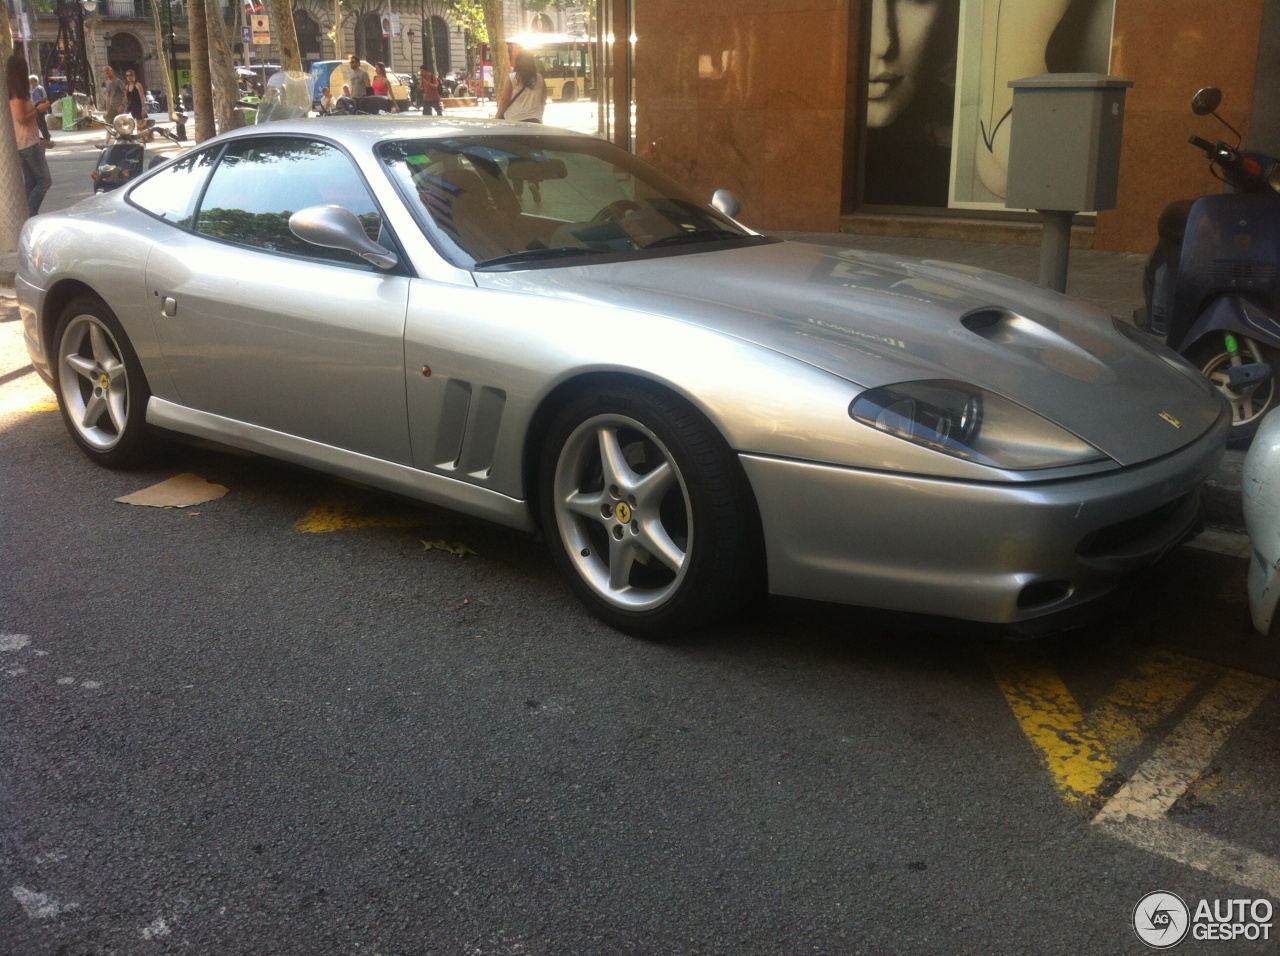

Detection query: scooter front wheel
xmin=1190 ymin=336 xmax=1280 ymax=449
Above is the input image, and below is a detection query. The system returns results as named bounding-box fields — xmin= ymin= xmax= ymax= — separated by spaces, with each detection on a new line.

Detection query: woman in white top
xmin=496 ymin=52 xmax=547 ymax=123
xmin=496 ymin=52 xmax=549 ymax=202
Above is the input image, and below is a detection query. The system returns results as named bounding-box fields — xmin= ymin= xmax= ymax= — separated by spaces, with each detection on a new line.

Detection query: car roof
xmin=214 ymin=115 xmax=592 ymax=149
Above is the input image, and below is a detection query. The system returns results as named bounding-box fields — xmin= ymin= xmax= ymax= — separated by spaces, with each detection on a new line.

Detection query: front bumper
xmin=16 ymin=274 xmax=53 ymax=387
xmin=742 ymin=413 xmax=1228 ymax=626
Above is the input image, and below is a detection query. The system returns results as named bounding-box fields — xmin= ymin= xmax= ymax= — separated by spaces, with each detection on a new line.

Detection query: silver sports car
xmin=17 ymin=117 xmax=1228 ymax=636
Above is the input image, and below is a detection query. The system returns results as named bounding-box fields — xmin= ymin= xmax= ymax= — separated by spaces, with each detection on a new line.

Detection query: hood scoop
xmin=961 ymin=308 xmax=1115 ymax=385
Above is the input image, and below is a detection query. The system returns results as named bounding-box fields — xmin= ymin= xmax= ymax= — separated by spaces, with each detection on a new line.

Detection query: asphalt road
xmin=3 ymin=283 xmax=1279 ymax=955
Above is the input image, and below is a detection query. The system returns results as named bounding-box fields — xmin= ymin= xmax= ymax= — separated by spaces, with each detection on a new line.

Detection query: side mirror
xmin=289 ymin=205 xmax=399 ymax=270
xmin=1191 ymin=87 xmax=1222 ymax=116
xmin=711 ymin=189 xmax=741 ymax=219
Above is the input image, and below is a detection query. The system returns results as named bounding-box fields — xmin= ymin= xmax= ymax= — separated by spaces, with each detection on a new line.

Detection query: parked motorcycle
xmin=1140 ymin=86 xmax=1280 ymax=447
xmin=91 ymin=114 xmax=185 ymax=193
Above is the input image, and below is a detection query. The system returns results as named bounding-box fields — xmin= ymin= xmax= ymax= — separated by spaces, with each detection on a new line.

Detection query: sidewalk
xmin=0 ymin=161 xmax=1245 ymax=532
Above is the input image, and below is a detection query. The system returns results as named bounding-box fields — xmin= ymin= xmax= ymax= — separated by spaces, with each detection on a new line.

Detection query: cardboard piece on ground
xmin=115 ymin=473 xmax=229 ymax=509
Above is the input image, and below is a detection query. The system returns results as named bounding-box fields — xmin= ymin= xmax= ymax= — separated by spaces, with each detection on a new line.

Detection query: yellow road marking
xmin=295 ymin=496 xmax=427 ymax=533
xmin=0 ymin=398 xmax=57 ymax=415
xmin=1084 ymin=650 xmax=1210 ymax=761
xmin=987 ymin=645 xmax=1115 ymax=805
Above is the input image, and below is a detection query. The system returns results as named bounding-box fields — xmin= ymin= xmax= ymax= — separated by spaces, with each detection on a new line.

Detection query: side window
xmin=128 ymin=148 xmax=218 ymax=227
xmin=194 ymin=136 xmax=384 ymax=265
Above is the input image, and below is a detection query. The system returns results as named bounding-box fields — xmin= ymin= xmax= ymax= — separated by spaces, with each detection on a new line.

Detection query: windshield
xmin=379 ymin=134 xmax=765 ymax=269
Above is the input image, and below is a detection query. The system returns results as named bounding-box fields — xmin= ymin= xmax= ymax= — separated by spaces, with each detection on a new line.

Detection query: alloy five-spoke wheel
xmin=53 ymin=296 xmax=157 ymax=468
xmin=553 ymin=412 xmax=692 ymax=613
xmin=539 ymin=384 xmax=757 ymax=637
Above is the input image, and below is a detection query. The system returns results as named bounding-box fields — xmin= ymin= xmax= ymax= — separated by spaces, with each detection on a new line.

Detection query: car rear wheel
xmin=1190 ymin=335 xmax=1280 ymax=448
xmin=52 ymin=295 xmax=158 ymax=468
xmin=539 ymin=384 xmax=756 ymax=637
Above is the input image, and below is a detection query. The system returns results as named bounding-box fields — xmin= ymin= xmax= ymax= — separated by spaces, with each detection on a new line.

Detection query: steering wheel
xmin=591 ymin=199 xmax=640 ymax=224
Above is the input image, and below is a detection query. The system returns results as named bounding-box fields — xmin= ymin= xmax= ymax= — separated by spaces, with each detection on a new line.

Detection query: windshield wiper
xmin=474 ymin=247 xmax=600 ymax=269
xmin=643 ymin=229 xmax=753 ymax=250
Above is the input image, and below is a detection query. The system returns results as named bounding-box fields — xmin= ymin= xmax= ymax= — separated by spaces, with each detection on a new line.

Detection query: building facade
xmin=622 ymin=0 xmax=1279 ymax=253
xmin=9 ymin=0 xmax=1276 ymax=255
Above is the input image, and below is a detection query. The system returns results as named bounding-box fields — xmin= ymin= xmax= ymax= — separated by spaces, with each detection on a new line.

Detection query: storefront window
xmin=859 ymin=0 xmax=1116 ymax=212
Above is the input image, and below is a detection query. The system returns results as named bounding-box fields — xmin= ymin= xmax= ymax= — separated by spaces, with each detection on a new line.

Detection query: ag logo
xmin=1134 ymin=891 xmax=1190 ymax=949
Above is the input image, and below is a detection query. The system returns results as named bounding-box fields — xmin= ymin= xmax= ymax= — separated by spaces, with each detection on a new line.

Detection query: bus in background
xmin=507 ymin=32 xmax=596 ymax=102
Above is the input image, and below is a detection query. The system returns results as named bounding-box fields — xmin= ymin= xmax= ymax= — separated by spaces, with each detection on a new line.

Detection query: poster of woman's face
xmin=866 ymin=0 xmax=954 ymax=130
xmin=859 ymin=0 xmax=1117 ymax=211
xmin=862 ymin=0 xmax=961 ymax=207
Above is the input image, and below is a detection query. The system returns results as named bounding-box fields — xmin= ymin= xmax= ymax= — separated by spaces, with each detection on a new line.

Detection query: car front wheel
xmin=52 ymin=295 xmax=158 ymax=468
xmin=539 ymin=384 xmax=756 ymax=637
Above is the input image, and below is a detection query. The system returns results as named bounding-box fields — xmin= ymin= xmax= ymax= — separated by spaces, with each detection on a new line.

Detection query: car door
xmin=143 ymin=134 xmax=413 ymax=465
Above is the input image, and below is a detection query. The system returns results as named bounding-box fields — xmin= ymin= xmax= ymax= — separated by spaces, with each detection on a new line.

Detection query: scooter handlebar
xmin=1189 ymin=134 xmax=1217 ymax=155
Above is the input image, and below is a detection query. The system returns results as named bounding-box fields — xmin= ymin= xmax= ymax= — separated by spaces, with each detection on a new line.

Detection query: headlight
xmin=849 ymin=380 xmax=1106 ymax=470
xmin=113 ymin=114 xmax=137 ymax=136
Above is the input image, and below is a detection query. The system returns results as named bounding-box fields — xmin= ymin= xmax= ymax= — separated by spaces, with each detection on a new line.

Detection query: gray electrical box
xmin=1004 ymin=73 xmax=1134 ymax=212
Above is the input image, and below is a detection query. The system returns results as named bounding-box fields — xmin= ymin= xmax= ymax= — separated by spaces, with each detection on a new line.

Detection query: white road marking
xmin=11 ymin=885 xmax=80 ymax=919
xmin=56 ymin=677 xmax=75 ymax=685
xmin=1096 ymin=817 xmax=1280 ymax=898
xmin=0 ymin=634 xmax=31 ymax=652
xmin=1184 ymin=529 xmax=1252 ymax=559
xmin=1093 ymin=670 xmax=1278 ymax=894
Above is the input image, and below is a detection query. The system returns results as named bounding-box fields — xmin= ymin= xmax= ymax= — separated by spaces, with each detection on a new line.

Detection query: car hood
xmin=477 ymin=240 xmax=1223 ymax=467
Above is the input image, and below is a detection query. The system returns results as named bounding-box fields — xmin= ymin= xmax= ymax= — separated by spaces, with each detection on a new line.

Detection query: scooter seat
xmin=1157 ymin=199 xmax=1195 ymax=244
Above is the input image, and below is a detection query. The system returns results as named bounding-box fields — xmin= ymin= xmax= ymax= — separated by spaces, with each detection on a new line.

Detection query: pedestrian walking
xmin=124 ymin=69 xmax=147 ymax=121
xmin=347 ymin=56 xmax=370 ymax=99
xmin=101 ymin=64 xmax=126 ymax=145
xmin=420 ymin=66 xmax=442 ymax=116
xmin=496 ymin=52 xmax=548 ymax=202
xmin=8 ymin=54 xmax=53 ymax=217
xmin=28 ymin=74 xmax=53 ymax=147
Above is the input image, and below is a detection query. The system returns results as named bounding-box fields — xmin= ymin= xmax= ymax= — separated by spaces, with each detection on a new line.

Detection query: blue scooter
xmin=1140 ymin=87 xmax=1280 ymax=447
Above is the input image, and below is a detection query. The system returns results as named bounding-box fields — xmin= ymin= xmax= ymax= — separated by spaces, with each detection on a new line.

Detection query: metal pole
xmin=14 ymin=0 xmax=37 ymax=79
xmin=1036 ymin=210 xmax=1074 ymax=294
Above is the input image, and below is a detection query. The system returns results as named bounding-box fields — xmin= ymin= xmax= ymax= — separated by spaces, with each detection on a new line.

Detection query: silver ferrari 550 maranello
xmin=17 ymin=117 xmax=1229 ymax=636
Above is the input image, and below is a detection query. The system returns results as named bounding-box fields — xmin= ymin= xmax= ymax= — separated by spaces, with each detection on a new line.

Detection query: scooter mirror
xmin=1191 ymin=87 xmax=1222 ymax=116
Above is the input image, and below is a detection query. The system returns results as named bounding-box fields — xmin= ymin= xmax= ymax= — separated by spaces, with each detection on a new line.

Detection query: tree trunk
xmin=205 ymin=1 xmax=245 ymax=132
xmin=482 ymin=0 xmax=507 ymax=99
xmin=268 ymin=0 xmax=304 ymax=73
xmin=148 ymin=0 xmax=179 ymax=124
xmin=424 ymin=7 xmax=436 ymax=73
xmin=187 ymin=0 xmax=216 ymax=141
xmin=1 ymin=18 xmax=30 ymax=253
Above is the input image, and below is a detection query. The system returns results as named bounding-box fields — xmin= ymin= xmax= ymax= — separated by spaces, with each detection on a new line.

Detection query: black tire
xmin=1188 ymin=335 xmax=1280 ymax=449
xmin=538 ymin=383 xmax=757 ymax=637
xmin=51 ymin=295 xmax=159 ymax=468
